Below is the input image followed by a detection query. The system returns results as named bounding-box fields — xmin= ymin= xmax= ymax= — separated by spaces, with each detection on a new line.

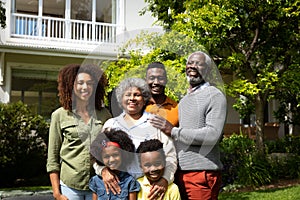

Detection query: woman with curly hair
xmin=47 ymin=63 xmax=111 ymax=200
xmin=89 ymin=129 xmax=140 ymax=200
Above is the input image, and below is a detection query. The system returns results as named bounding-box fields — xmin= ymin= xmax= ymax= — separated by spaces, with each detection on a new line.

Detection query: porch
xmin=10 ymin=13 xmax=122 ymax=46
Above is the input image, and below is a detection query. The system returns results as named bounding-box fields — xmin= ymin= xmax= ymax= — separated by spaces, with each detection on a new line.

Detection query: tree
xmin=143 ymin=0 xmax=300 ymax=153
xmin=141 ymin=0 xmax=184 ymax=29
xmin=274 ymin=66 xmax=300 ymax=134
xmin=103 ymin=33 xmax=192 ymax=103
xmin=0 ymin=1 xmax=6 ymax=28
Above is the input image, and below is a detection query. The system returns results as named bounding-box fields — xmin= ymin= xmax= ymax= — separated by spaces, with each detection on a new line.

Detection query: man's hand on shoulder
xmin=149 ymin=115 xmax=174 ymax=136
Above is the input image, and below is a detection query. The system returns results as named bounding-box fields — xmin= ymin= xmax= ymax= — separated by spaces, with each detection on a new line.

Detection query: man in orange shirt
xmin=145 ymin=62 xmax=179 ymax=127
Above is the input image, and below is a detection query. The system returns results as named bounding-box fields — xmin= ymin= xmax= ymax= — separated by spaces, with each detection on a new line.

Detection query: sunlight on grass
xmin=219 ymin=185 xmax=300 ymax=200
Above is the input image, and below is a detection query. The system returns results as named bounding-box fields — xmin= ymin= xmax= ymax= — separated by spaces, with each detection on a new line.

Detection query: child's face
xmin=101 ymin=146 xmax=122 ymax=171
xmin=140 ymin=151 xmax=165 ymax=183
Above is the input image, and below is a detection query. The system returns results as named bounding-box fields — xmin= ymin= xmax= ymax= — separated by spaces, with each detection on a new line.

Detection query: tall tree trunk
xmin=255 ymin=94 xmax=265 ymax=154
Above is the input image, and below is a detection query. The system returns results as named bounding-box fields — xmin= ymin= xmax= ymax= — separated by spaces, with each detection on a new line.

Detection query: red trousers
xmin=175 ymin=170 xmax=222 ymax=200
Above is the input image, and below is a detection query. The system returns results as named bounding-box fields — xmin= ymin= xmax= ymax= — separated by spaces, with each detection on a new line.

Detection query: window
xmin=11 ymin=70 xmax=59 ymax=120
xmin=12 ymin=0 xmax=116 ymax=41
xmin=15 ymin=0 xmax=38 ymax=15
xmin=14 ymin=0 xmax=115 ymax=22
xmin=96 ymin=0 xmax=113 ymax=23
xmin=43 ymin=0 xmax=65 ymax=18
xmin=71 ymin=0 xmax=92 ymax=21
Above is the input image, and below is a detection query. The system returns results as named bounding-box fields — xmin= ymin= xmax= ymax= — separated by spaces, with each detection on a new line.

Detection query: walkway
xmin=0 ymin=189 xmax=52 ymax=200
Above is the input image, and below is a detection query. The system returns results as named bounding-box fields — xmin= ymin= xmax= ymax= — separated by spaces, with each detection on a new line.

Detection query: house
xmin=0 ymin=0 xmax=162 ymax=119
xmin=0 ymin=0 xmax=284 ymax=138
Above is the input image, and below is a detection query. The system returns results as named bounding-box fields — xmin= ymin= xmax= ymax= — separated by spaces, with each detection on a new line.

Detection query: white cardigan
xmin=101 ymin=111 xmax=177 ymax=184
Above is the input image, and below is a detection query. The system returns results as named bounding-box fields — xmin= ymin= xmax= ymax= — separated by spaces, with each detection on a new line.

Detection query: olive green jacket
xmin=46 ymin=107 xmax=111 ymax=190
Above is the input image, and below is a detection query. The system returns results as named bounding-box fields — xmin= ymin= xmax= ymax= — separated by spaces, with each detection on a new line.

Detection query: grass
xmin=219 ymin=184 xmax=300 ymax=200
xmin=1 ymin=181 xmax=300 ymax=200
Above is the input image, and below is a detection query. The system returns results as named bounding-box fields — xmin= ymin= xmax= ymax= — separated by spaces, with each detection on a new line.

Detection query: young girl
xmin=89 ymin=129 xmax=140 ymax=200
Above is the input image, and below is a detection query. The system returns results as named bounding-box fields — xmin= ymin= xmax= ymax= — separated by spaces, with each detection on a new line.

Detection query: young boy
xmin=136 ymin=139 xmax=181 ymax=200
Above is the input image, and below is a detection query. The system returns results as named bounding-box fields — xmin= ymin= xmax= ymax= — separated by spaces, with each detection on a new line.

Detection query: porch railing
xmin=11 ymin=13 xmax=119 ymax=44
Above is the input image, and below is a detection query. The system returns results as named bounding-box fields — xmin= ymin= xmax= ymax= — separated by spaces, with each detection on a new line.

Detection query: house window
xmin=11 ymin=69 xmax=59 ymax=120
xmin=96 ymin=0 xmax=113 ymax=23
xmin=15 ymin=0 xmax=38 ymax=15
xmin=14 ymin=0 xmax=114 ymax=22
xmin=12 ymin=0 xmax=116 ymax=41
xmin=43 ymin=0 xmax=65 ymax=18
xmin=71 ymin=0 xmax=92 ymax=21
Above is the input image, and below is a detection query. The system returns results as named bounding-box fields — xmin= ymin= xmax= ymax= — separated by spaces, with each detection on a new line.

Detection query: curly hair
xmin=57 ymin=63 xmax=107 ymax=111
xmin=115 ymin=78 xmax=151 ymax=109
xmin=136 ymin=139 xmax=166 ymax=164
xmin=90 ymin=129 xmax=135 ymax=167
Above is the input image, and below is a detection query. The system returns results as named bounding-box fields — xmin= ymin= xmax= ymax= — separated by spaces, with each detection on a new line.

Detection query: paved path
xmin=0 ymin=190 xmax=53 ymax=200
xmin=2 ymin=195 xmax=53 ymax=200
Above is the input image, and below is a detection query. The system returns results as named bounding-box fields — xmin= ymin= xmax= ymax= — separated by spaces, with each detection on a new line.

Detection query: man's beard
xmin=186 ymin=75 xmax=204 ymax=86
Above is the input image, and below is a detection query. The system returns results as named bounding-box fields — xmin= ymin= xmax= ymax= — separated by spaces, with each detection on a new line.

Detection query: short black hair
xmin=146 ymin=62 xmax=167 ymax=77
xmin=90 ymin=129 xmax=135 ymax=167
xmin=136 ymin=139 xmax=165 ymax=163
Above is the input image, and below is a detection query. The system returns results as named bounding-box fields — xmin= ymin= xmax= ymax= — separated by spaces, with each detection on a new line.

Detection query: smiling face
xmin=146 ymin=68 xmax=167 ymax=96
xmin=140 ymin=151 xmax=165 ymax=184
xmin=186 ymin=53 xmax=208 ymax=87
xmin=101 ymin=146 xmax=122 ymax=171
xmin=73 ymin=72 xmax=94 ymax=103
xmin=121 ymin=87 xmax=145 ymax=117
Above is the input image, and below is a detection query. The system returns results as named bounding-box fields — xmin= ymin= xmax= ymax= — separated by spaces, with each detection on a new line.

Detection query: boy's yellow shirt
xmin=137 ymin=176 xmax=181 ymax=200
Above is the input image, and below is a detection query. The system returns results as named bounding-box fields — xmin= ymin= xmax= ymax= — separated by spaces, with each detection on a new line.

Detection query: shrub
xmin=221 ymin=134 xmax=300 ymax=190
xmin=265 ymin=135 xmax=300 ymax=155
xmin=0 ymin=102 xmax=49 ymax=187
xmin=267 ymin=153 xmax=300 ymax=180
xmin=220 ymin=134 xmax=271 ymax=188
xmin=266 ymin=136 xmax=300 ymax=180
xmin=221 ymin=134 xmax=255 ymax=186
xmin=236 ymin=151 xmax=272 ymax=187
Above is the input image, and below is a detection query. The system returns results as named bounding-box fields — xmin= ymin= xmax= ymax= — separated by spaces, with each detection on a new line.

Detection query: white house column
xmin=0 ymin=52 xmax=4 ymax=85
xmin=92 ymin=0 xmax=96 ymax=41
xmin=65 ymin=0 xmax=71 ymax=39
xmin=37 ymin=0 xmax=43 ymax=36
xmin=0 ymin=59 xmax=11 ymax=103
xmin=116 ymin=0 xmax=125 ymax=33
xmin=116 ymin=0 xmax=126 ymax=43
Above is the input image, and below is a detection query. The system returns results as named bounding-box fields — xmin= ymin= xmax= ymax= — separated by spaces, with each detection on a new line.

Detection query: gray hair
xmin=115 ymin=78 xmax=152 ymax=108
xmin=186 ymin=51 xmax=225 ymax=94
xmin=187 ymin=51 xmax=212 ymax=68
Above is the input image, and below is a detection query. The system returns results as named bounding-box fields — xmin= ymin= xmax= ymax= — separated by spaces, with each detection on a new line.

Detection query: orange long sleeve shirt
xmin=145 ymin=96 xmax=179 ymax=127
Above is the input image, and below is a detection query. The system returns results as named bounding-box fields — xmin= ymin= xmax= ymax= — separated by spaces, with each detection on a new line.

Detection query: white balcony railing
xmin=11 ymin=13 xmax=119 ymax=44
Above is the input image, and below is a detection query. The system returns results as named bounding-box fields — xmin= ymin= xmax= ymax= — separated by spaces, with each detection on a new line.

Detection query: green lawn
xmin=1 ymin=185 xmax=300 ymax=200
xmin=219 ymin=184 xmax=300 ymax=200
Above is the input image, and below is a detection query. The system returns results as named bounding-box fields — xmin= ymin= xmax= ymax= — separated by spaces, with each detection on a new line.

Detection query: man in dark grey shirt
xmin=149 ymin=51 xmax=227 ymax=200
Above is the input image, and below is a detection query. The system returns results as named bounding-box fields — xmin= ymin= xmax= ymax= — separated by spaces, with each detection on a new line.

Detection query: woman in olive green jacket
xmin=47 ymin=64 xmax=111 ymax=200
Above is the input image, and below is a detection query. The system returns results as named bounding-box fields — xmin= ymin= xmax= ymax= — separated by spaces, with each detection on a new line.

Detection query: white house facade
xmin=0 ymin=0 xmax=162 ymax=119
